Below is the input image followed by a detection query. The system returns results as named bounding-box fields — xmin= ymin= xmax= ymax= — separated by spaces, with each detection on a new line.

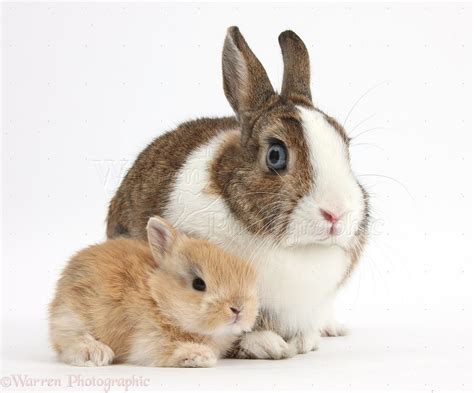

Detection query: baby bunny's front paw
xmin=61 ymin=335 xmax=115 ymax=367
xmin=173 ymin=343 xmax=217 ymax=368
xmin=287 ymin=331 xmax=321 ymax=355
xmin=238 ymin=330 xmax=291 ymax=359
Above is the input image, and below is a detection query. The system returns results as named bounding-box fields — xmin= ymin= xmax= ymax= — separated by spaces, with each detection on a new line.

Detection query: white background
xmin=1 ymin=2 xmax=472 ymax=391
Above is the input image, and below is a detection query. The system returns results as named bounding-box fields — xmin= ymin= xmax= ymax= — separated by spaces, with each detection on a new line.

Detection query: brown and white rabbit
xmin=106 ymin=27 xmax=369 ymax=359
xmin=49 ymin=217 xmax=258 ymax=367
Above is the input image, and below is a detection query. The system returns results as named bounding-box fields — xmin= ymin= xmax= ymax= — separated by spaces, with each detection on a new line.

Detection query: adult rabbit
xmin=107 ymin=27 xmax=369 ymax=359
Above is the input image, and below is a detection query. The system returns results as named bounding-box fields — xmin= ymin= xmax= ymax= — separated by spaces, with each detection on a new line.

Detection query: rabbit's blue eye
xmin=266 ymin=143 xmax=287 ymax=171
xmin=192 ymin=277 xmax=206 ymax=291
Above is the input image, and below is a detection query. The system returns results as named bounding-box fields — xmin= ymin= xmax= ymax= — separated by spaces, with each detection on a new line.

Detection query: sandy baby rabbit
xmin=49 ymin=217 xmax=258 ymax=367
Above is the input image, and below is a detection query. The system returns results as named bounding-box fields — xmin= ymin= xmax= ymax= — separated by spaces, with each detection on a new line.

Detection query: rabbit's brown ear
xmin=278 ymin=30 xmax=312 ymax=103
xmin=222 ymin=26 xmax=275 ymax=121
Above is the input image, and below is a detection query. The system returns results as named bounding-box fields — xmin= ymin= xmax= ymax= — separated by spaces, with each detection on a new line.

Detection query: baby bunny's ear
xmin=222 ymin=26 xmax=275 ymax=122
xmin=146 ymin=216 xmax=177 ymax=264
xmin=278 ymin=30 xmax=312 ymax=103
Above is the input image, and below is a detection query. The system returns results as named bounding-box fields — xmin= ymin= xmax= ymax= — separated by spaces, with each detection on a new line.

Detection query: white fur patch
xmin=286 ymin=106 xmax=364 ymax=249
xmin=164 ymin=130 xmax=248 ymax=248
xmin=256 ymin=244 xmax=350 ymax=336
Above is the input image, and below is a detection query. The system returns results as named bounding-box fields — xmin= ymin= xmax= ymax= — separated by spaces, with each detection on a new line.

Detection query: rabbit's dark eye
xmin=192 ymin=277 xmax=206 ymax=292
xmin=266 ymin=143 xmax=287 ymax=171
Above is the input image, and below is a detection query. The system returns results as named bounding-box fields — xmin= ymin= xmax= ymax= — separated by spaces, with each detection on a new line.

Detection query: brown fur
xmin=50 ymin=218 xmax=258 ymax=367
xmin=279 ymin=30 xmax=312 ymax=102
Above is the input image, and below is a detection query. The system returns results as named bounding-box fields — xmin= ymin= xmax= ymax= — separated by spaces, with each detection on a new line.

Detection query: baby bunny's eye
xmin=192 ymin=277 xmax=206 ymax=292
xmin=266 ymin=143 xmax=287 ymax=171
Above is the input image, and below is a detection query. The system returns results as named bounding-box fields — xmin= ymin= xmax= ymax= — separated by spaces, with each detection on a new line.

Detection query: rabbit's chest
xmin=255 ymin=245 xmax=350 ymax=336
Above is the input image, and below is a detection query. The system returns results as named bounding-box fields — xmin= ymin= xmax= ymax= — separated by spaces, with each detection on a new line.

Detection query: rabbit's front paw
xmin=320 ymin=321 xmax=349 ymax=337
xmin=239 ymin=330 xmax=291 ymax=359
xmin=174 ymin=343 xmax=217 ymax=368
xmin=288 ymin=331 xmax=321 ymax=355
xmin=61 ymin=336 xmax=115 ymax=367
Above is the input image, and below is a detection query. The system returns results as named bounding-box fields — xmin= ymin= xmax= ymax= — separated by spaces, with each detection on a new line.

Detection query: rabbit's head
xmin=146 ymin=216 xmax=259 ymax=337
xmin=214 ymin=27 xmax=369 ymax=250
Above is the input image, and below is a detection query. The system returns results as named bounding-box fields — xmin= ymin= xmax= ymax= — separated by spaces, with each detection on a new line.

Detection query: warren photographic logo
xmin=0 ymin=374 xmax=150 ymax=392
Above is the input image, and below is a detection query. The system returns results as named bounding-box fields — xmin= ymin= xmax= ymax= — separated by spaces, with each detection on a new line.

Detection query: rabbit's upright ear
xmin=146 ymin=216 xmax=177 ymax=265
xmin=222 ymin=26 xmax=275 ymax=121
xmin=278 ymin=30 xmax=312 ymax=103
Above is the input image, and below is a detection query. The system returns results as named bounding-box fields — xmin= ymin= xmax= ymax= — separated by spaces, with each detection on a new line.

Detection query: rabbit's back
xmin=106 ymin=116 xmax=238 ymax=239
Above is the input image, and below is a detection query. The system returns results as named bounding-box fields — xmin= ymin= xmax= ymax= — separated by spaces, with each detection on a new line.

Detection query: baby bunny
xmin=49 ymin=217 xmax=258 ymax=367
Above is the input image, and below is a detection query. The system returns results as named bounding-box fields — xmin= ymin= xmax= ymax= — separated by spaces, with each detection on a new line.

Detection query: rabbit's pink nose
xmin=230 ymin=307 xmax=241 ymax=315
xmin=320 ymin=209 xmax=340 ymax=224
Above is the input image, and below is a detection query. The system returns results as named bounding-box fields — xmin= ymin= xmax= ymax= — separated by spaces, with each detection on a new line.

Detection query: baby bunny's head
xmin=146 ymin=216 xmax=258 ymax=337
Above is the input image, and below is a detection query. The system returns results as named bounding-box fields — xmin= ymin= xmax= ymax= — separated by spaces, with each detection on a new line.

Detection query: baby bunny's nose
xmin=230 ymin=306 xmax=242 ymax=315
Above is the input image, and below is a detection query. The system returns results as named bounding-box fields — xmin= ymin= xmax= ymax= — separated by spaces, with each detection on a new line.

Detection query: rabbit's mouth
xmin=231 ymin=314 xmax=242 ymax=324
xmin=212 ymin=319 xmax=250 ymax=337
